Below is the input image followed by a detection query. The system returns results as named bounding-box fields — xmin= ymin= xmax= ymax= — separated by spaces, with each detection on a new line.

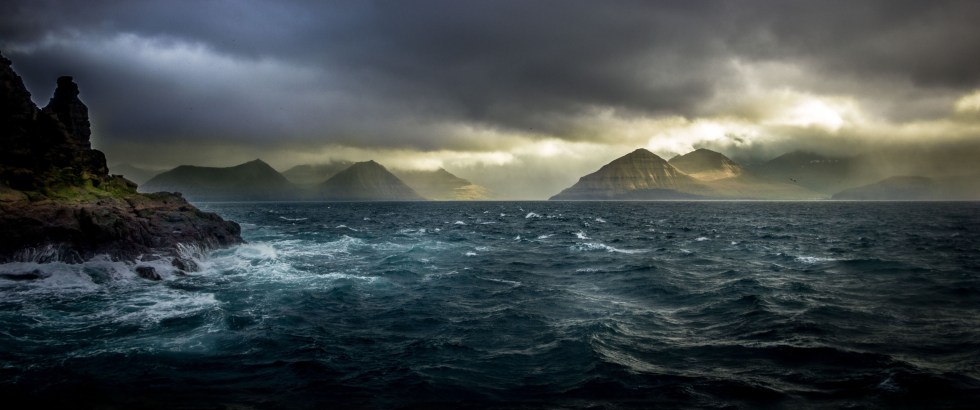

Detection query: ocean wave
xmin=570 ymin=242 xmax=646 ymax=254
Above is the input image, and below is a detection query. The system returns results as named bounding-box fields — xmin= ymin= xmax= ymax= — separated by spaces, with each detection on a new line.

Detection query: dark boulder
xmin=135 ymin=266 xmax=161 ymax=281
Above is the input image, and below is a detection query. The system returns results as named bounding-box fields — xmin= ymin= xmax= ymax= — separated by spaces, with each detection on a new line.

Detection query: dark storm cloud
xmin=3 ymin=0 xmax=980 ymax=157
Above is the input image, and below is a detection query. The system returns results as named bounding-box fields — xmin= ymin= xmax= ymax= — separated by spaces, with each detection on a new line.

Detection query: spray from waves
xmin=0 ymin=242 xmax=215 ymax=290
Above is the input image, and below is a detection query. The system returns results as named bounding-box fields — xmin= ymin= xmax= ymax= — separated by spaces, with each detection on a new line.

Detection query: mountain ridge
xmin=550 ymin=148 xmax=706 ymax=200
xmin=141 ymin=159 xmax=298 ymax=201
xmin=319 ymin=161 xmax=425 ymax=201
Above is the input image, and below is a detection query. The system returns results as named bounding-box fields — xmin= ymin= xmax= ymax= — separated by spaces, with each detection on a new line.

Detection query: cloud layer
xmin=3 ymin=0 xmax=980 ymax=197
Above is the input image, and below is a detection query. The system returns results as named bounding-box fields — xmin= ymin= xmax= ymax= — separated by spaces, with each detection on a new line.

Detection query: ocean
xmin=1 ymin=201 xmax=979 ymax=408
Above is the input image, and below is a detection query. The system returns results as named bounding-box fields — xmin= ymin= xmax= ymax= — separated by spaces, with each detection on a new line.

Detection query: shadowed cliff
xmin=0 ymin=52 xmax=242 ymax=265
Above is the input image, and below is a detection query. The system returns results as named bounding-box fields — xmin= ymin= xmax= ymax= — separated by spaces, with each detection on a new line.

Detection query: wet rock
xmin=135 ymin=266 xmax=161 ymax=281
xmin=171 ymin=257 xmax=199 ymax=273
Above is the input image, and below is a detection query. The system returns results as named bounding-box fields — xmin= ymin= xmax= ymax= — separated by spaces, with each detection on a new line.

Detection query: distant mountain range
xmin=550 ymin=147 xmax=978 ymax=200
xmin=833 ymin=175 xmax=980 ymax=200
xmin=141 ymin=159 xmax=297 ymax=201
xmin=132 ymin=148 xmax=978 ymax=202
xmin=137 ymin=158 xmax=490 ymax=201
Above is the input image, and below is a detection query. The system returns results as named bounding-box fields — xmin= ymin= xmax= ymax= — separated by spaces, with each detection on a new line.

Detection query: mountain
xmin=393 ymin=168 xmax=493 ymax=200
xmin=0 ymin=52 xmax=241 ymax=264
xmin=282 ymin=161 xmax=353 ymax=185
xmin=319 ymin=161 xmax=425 ymax=201
xmin=550 ymin=148 xmax=706 ymax=200
xmin=750 ymin=151 xmax=866 ymax=194
xmin=832 ymin=175 xmax=980 ymax=200
xmin=669 ymin=148 xmax=743 ymax=181
xmin=141 ymin=159 xmax=298 ymax=201
xmin=109 ymin=163 xmax=163 ymax=185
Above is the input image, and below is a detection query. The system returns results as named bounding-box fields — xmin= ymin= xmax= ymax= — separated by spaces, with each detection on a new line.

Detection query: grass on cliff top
xmin=32 ymin=175 xmax=139 ymax=202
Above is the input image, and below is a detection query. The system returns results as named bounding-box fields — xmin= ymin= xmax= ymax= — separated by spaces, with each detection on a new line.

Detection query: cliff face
xmin=1 ymin=58 xmax=107 ymax=192
xmin=0 ymin=52 xmax=242 ymax=265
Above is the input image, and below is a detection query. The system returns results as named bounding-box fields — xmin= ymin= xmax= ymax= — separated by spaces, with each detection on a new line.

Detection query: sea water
xmin=1 ymin=202 xmax=979 ymax=408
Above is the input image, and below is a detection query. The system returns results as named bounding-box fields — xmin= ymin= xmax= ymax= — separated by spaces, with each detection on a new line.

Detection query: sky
xmin=3 ymin=0 xmax=980 ymax=198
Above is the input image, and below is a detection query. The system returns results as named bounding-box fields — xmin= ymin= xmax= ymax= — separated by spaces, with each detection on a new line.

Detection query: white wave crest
xmin=796 ymin=256 xmax=837 ymax=264
xmin=570 ymin=242 xmax=646 ymax=254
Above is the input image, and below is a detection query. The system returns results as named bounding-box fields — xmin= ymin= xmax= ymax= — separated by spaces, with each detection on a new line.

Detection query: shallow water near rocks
xmin=2 ymin=201 xmax=979 ymax=408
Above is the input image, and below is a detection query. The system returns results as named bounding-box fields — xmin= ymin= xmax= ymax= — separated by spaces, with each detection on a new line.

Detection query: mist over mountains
xmin=123 ymin=146 xmax=979 ymax=201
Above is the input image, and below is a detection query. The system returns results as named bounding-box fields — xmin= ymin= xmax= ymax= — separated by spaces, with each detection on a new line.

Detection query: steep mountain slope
xmin=550 ymin=149 xmax=706 ymax=200
xmin=141 ymin=159 xmax=297 ymax=201
xmin=319 ymin=161 xmax=424 ymax=201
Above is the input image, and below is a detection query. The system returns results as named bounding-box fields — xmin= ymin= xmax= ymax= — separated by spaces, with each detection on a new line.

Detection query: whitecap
xmin=279 ymin=216 xmax=308 ymax=222
xmin=571 ymin=243 xmax=646 ymax=254
xmin=695 ymin=237 xmax=710 ymax=242
xmin=454 ymin=220 xmax=467 ymax=225
xmin=114 ymin=292 xmax=220 ymax=327
xmin=796 ymin=256 xmax=837 ymax=264
xmin=525 ymin=212 xmax=541 ymax=219
xmin=537 ymin=234 xmax=554 ymax=239
xmin=595 ymin=217 xmax=606 ymax=223
xmin=478 ymin=276 xmax=521 ymax=286
xmin=574 ymin=231 xmax=589 ymax=240
xmin=465 ymin=251 xmax=477 ymax=256
xmin=335 ymin=224 xmax=359 ymax=231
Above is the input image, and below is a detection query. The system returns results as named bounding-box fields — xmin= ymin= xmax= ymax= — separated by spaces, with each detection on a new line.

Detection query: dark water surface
xmin=2 ymin=202 xmax=979 ymax=408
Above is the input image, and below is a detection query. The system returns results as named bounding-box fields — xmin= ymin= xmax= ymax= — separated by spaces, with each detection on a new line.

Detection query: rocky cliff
xmin=0 ymin=52 xmax=242 ymax=266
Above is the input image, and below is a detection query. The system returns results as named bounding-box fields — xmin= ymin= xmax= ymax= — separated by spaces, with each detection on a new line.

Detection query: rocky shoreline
xmin=0 ymin=52 xmax=242 ymax=271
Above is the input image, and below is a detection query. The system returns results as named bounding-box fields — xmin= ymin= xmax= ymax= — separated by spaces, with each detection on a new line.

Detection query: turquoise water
xmin=2 ymin=202 xmax=979 ymax=408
